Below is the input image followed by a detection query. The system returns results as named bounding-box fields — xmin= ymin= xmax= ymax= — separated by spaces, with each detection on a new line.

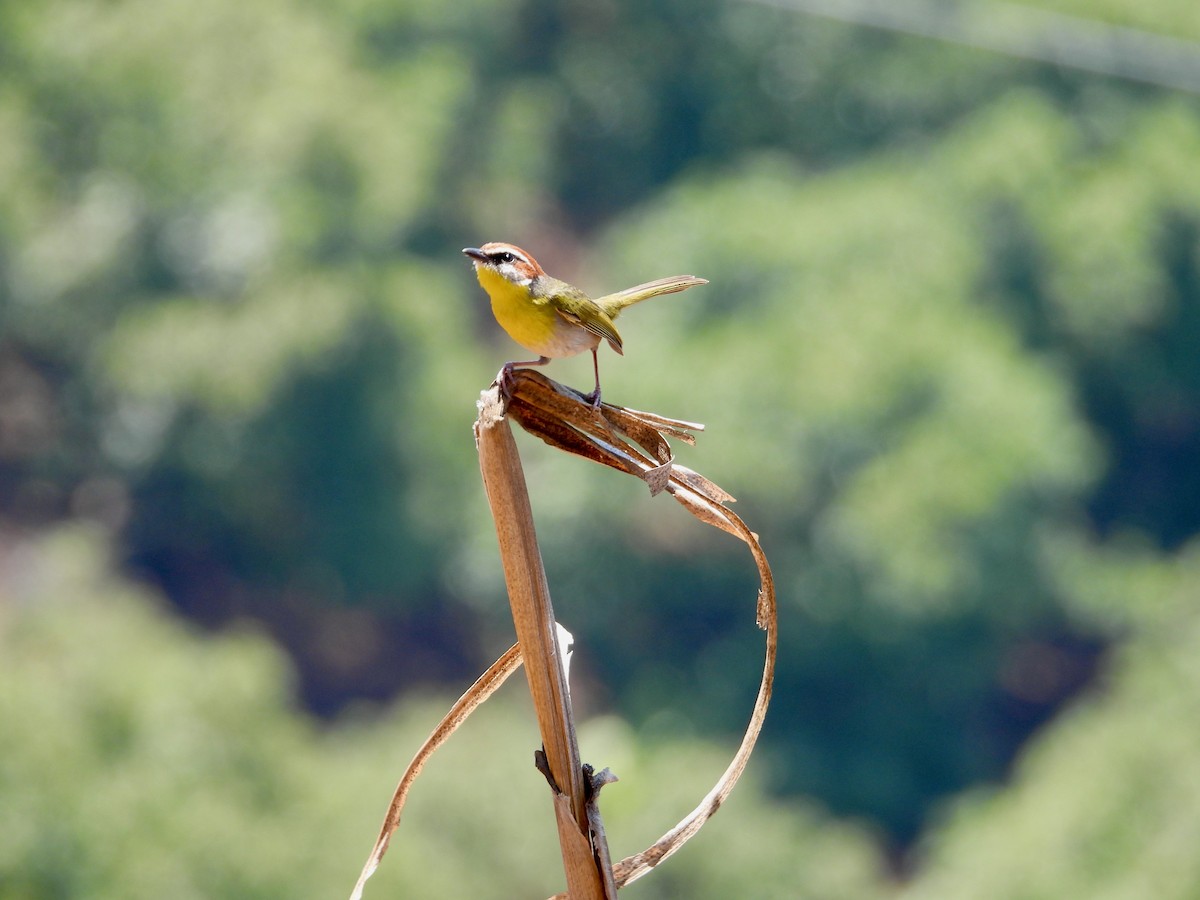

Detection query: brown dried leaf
xmin=506 ymin=372 xmax=709 ymax=498
xmin=349 ymin=644 xmax=523 ymax=900
xmin=504 ymin=371 xmax=778 ymax=895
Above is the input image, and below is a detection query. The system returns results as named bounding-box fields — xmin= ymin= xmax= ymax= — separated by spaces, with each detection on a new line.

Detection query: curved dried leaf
xmin=349 ymin=643 xmax=523 ymax=900
xmin=503 ymin=371 xmax=777 ymax=896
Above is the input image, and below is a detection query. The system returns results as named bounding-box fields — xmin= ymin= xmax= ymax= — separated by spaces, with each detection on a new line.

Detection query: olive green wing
xmin=557 ymin=300 xmax=624 ymax=354
xmin=530 ymin=278 xmax=625 ymax=353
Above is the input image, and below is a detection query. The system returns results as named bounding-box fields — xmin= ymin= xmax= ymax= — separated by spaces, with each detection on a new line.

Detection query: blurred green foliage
xmin=902 ymin=539 xmax=1200 ymax=900
xmin=2 ymin=0 xmax=1200 ymax=894
xmin=0 ymin=528 xmax=885 ymax=898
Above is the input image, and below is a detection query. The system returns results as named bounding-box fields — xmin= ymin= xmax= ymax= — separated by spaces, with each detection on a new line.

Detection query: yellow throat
xmin=474 ymin=264 xmax=568 ymax=357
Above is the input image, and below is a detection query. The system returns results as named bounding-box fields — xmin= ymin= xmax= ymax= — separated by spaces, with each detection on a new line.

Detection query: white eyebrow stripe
xmin=498 ymin=248 xmax=531 ymax=266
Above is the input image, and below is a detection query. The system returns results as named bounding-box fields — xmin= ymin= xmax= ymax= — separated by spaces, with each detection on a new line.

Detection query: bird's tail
xmin=597 ymin=275 xmax=708 ymax=314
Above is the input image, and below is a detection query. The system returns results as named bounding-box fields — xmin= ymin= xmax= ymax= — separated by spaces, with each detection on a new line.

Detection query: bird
xmin=462 ymin=241 xmax=706 ymax=406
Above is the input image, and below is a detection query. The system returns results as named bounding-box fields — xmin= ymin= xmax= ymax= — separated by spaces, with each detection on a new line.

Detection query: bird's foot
xmin=496 ymin=357 xmax=550 ymax=402
xmin=497 ymin=362 xmax=518 ymax=400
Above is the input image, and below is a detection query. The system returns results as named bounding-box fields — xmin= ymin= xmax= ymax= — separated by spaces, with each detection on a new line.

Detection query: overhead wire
xmin=742 ymin=0 xmax=1200 ymax=94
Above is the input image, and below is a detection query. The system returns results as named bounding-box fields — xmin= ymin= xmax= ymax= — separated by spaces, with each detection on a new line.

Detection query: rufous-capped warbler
xmin=462 ymin=242 xmax=707 ymax=405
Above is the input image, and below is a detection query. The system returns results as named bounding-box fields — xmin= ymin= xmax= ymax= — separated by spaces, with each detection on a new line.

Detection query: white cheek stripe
xmin=499 ymin=264 xmax=533 ymax=285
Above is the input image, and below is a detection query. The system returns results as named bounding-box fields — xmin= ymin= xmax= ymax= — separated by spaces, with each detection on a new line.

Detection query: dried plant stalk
xmin=349 ymin=369 xmax=775 ymax=899
xmin=475 ymin=387 xmax=614 ymax=899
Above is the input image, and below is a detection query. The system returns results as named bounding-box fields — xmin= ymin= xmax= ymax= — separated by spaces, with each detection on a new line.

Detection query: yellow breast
xmin=476 ymin=267 xmax=596 ymax=358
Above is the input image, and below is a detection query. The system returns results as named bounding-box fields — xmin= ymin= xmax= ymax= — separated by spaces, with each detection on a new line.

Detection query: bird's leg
xmin=584 ymin=348 xmax=603 ymax=409
xmin=499 ymin=356 xmax=550 ymax=399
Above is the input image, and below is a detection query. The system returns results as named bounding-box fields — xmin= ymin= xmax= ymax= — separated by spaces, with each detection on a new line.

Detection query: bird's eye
xmin=496 ymin=251 xmax=515 ymax=264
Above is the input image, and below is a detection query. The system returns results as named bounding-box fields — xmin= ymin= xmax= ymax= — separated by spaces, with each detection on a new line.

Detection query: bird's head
xmin=462 ymin=242 xmax=545 ymax=287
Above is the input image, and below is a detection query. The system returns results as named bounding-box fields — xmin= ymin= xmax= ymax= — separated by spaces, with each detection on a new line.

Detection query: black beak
xmin=462 ymin=247 xmax=489 ymax=262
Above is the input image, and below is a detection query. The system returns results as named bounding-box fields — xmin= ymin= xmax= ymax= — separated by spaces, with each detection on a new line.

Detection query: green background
xmin=3 ymin=0 xmax=1200 ymax=896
